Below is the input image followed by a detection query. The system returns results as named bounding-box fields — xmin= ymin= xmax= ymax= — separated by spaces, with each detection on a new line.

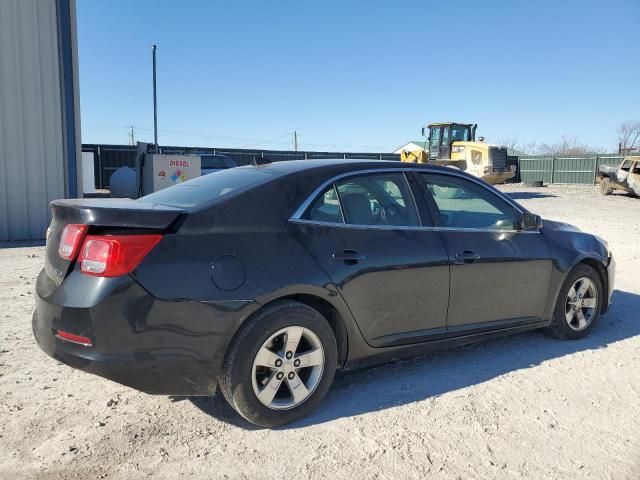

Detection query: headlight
xmin=452 ymin=146 xmax=465 ymax=153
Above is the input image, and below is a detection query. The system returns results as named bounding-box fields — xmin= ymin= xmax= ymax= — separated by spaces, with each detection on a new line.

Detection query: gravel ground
xmin=0 ymin=184 xmax=638 ymax=479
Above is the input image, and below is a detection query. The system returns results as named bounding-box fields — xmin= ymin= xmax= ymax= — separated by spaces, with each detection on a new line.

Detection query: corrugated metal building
xmin=0 ymin=0 xmax=81 ymax=241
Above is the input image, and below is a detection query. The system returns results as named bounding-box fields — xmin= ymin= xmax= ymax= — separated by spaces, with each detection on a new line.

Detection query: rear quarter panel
xmin=130 ymin=170 xmax=364 ymax=358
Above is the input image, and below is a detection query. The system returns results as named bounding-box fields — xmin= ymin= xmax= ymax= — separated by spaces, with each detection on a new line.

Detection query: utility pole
xmin=293 ymin=131 xmax=298 ymax=152
xmin=128 ymin=125 xmax=135 ymax=146
xmin=152 ymin=45 xmax=158 ymax=151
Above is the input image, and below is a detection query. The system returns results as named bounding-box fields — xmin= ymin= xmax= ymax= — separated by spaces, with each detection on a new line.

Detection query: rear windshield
xmin=139 ymin=166 xmax=280 ymax=208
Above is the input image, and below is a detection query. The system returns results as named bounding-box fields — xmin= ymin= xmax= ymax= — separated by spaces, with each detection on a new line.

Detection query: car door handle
xmin=454 ymin=250 xmax=480 ymax=265
xmin=332 ymin=249 xmax=365 ymax=264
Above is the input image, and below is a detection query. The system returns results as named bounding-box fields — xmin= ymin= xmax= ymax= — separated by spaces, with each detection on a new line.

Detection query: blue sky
xmin=77 ymin=0 xmax=640 ymax=152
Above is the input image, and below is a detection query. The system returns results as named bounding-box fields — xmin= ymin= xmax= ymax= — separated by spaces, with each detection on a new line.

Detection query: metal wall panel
xmin=83 ymin=144 xmax=401 ymax=189
xmin=519 ymin=157 xmax=553 ymax=183
xmin=519 ymin=155 xmax=626 ymax=185
xmin=553 ymin=157 xmax=597 ymax=184
xmin=0 ymin=0 xmax=77 ymax=241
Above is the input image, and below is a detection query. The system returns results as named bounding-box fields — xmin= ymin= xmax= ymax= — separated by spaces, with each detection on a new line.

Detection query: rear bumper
xmin=33 ymin=269 xmax=248 ymax=395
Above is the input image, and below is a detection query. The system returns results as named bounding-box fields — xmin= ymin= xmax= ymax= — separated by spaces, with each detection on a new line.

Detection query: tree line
xmin=499 ymin=121 xmax=640 ymax=157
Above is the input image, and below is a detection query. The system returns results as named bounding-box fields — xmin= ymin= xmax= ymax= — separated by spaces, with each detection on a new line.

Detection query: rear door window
xmin=303 ymin=172 xmax=420 ymax=227
xmin=335 ymin=173 xmax=420 ymax=227
xmin=306 ymin=185 xmax=344 ymax=224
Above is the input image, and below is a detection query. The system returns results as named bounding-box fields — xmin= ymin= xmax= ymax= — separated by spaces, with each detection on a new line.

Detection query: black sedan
xmin=33 ymin=160 xmax=615 ymax=427
xmin=200 ymin=153 xmax=237 ymax=176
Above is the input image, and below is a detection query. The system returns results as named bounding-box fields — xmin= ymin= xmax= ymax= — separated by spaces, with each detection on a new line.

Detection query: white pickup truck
xmin=598 ymin=157 xmax=640 ymax=196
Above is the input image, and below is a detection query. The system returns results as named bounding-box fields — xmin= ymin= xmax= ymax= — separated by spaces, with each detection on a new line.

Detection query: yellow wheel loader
xmin=400 ymin=122 xmax=515 ymax=185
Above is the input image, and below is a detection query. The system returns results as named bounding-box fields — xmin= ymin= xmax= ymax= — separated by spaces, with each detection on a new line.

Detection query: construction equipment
xmin=400 ymin=122 xmax=515 ymax=184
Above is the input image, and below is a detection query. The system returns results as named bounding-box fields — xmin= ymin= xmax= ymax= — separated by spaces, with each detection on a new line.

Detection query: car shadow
xmin=504 ymin=191 xmax=557 ymax=200
xmin=190 ymin=289 xmax=639 ymax=430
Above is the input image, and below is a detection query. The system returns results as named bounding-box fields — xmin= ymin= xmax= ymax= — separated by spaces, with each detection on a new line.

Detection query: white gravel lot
xmin=0 ymin=184 xmax=638 ymax=480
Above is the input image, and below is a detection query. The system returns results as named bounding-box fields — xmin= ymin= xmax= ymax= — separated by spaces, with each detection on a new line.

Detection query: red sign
xmin=169 ymin=159 xmax=191 ymax=167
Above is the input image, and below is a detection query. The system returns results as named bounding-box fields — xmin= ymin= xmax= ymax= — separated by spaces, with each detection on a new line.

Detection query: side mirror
xmin=522 ymin=212 xmax=543 ymax=230
xmin=421 ymin=127 xmax=426 ymax=136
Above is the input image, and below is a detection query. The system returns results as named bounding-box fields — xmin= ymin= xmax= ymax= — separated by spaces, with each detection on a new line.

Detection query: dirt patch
xmin=0 ymin=184 xmax=638 ymax=479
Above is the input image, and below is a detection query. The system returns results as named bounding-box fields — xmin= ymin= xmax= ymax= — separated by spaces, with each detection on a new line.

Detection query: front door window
xmin=419 ymin=174 xmax=519 ymax=230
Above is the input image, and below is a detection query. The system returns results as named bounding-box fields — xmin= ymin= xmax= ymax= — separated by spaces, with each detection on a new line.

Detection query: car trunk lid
xmin=45 ymin=198 xmax=184 ymax=285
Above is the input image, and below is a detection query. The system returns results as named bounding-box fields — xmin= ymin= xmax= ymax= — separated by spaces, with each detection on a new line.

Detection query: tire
xmin=544 ymin=264 xmax=603 ymax=340
xmin=524 ymin=180 xmax=544 ymax=188
xmin=219 ymin=300 xmax=337 ymax=427
xmin=599 ymin=178 xmax=614 ymax=195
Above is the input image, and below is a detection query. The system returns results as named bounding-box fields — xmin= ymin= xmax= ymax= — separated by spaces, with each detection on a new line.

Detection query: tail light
xmin=55 ymin=330 xmax=93 ymax=347
xmin=58 ymin=224 xmax=88 ymax=260
xmin=79 ymin=234 xmax=162 ymax=277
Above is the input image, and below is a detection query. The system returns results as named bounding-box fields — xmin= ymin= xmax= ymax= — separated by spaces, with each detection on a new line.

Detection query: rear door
xmin=289 ymin=170 xmax=450 ymax=347
xmin=415 ymin=172 xmax=553 ymax=331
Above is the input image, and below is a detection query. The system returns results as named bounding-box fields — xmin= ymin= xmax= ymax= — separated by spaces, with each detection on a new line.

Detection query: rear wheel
xmin=599 ymin=177 xmax=614 ymax=195
xmin=219 ymin=300 xmax=337 ymax=427
xmin=544 ymin=264 xmax=602 ymax=339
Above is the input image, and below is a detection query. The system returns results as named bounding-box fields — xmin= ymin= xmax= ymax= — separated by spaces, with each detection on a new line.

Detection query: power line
xmin=83 ymin=125 xmax=396 ymax=151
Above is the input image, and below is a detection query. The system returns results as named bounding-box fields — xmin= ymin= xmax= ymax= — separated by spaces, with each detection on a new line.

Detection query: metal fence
xmin=82 ymin=145 xmax=625 ymax=189
xmin=82 ymin=144 xmax=400 ymax=189
xmin=519 ymin=155 xmax=624 ymax=184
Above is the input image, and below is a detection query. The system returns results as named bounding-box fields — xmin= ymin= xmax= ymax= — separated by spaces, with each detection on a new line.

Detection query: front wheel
xmin=219 ymin=300 xmax=337 ymax=427
xmin=544 ymin=264 xmax=603 ymax=340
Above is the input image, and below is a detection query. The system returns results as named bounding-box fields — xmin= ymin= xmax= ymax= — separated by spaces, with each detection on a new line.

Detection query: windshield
xmin=139 ymin=166 xmax=280 ymax=208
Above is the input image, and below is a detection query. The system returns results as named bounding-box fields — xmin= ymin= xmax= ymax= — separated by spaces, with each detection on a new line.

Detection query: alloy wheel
xmin=565 ymin=277 xmax=598 ymax=331
xmin=251 ymin=326 xmax=325 ymax=410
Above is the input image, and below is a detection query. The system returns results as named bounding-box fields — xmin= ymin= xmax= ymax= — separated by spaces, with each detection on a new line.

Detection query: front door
xmin=616 ymin=159 xmax=632 ymax=183
xmin=289 ymin=171 xmax=450 ymax=347
xmin=415 ymin=172 xmax=553 ymax=330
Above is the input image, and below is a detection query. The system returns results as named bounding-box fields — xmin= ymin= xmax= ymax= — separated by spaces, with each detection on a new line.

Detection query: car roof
xmin=240 ymin=158 xmax=441 ymax=174
xmin=170 ymin=158 xmax=526 ymax=227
